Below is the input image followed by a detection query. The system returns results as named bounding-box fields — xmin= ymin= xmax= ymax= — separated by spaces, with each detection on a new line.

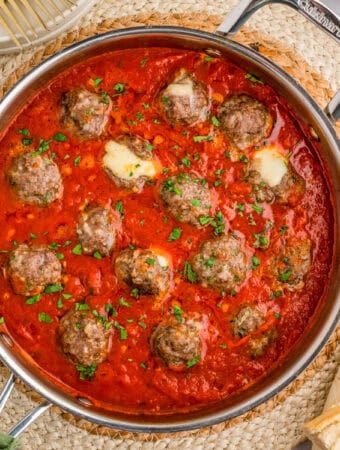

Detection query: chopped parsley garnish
xmin=204 ymin=55 xmax=214 ymax=62
xmin=100 ymin=91 xmax=110 ymax=104
xmin=205 ymin=256 xmax=215 ymax=268
xmin=153 ymin=118 xmax=161 ymax=124
xmin=118 ymin=297 xmax=131 ymax=308
xmin=142 ymin=103 xmax=149 ymax=109
xmin=219 ymin=343 xmax=227 ymax=349
xmin=44 ymin=284 xmax=63 ymax=294
xmin=74 ymin=155 xmax=81 ymax=166
xmin=279 ymin=225 xmax=288 ymax=235
xmin=239 ymin=154 xmax=249 ymax=163
xmin=211 ymin=115 xmax=220 ymax=127
xmin=22 ymin=138 xmax=34 ymax=146
xmin=131 ymin=288 xmax=139 ymax=298
xmin=234 ymin=203 xmax=245 ymax=216
xmin=190 ymin=199 xmax=201 ymax=206
xmin=18 ymin=128 xmax=29 ymax=136
xmin=173 ymin=304 xmax=184 ymax=323
xmin=75 ymin=302 xmax=89 ymax=311
xmin=184 ymin=261 xmax=197 ymax=283
xmin=56 ymin=252 xmax=64 ymax=260
xmin=31 ymin=138 xmax=51 ymax=157
xmin=181 ymin=157 xmax=191 ymax=168
xmin=199 ymin=211 xmax=225 ymax=236
xmin=251 ymin=256 xmax=260 ymax=269
xmin=274 ymin=313 xmax=281 ymax=319
xmin=193 ymin=135 xmax=213 ymax=142
xmin=93 ymin=251 xmax=102 ymax=260
xmin=270 ymin=291 xmax=283 ymax=299
xmin=26 ymin=293 xmax=41 ymax=305
xmin=140 ymin=58 xmax=148 ymax=67
xmin=114 ymin=321 xmax=128 ymax=340
xmin=62 ymin=293 xmax=72 ymax=299
xmin=53 ymin=132 xmax=67 ymax=142
xmin=115 ymin=200 xmax=124 ymax=216
xmin=93 ymin=77 xmax=103 ymax=88
xmin=48 ymin=242 xmax=60 ymax=249
xmin=113 ymin=83 xmax=127 ymax=93
xmin=137 ymin=111 xmax=143 ymax=121
xmin=168 ymin=227 xmax=182 ymax=242
xmin=187 ymin=355 xmax=200 ymax=368
xmin=145 ymin=143 xmax=155 ymax=152
xmin=146 ymin=258 xmax=156 ymax=266
xmin=140 ymin=362 xmax=148 ymax=370
xmin=161 ymin=97 xmax=169 ymax=105
xmin=279 ymin=270 xmax=292 ymax=282
xmin=30 ymin=233 xmax=37 ymax=239
xmin=251 ymin=204 xmax=263 ymax=214
xmin=76 ymin=364 xmax=97 ymax=381
xmin=253 ymin=231 xmax=268 ymax=249
xmin=38 ymin=312 xmax=53 ymax=323
xmin=105 ymin=303 xmax=117 ymax=316
xmin=0 ymin=317 xmax=4 ymax=324
xmin=72 ymin=243 xmax=82 ymax=255
xmin=245 ymin=73 xmax=264 ymax=85
xmin=57 ymin=298 xmax=64 ymax=309
xmin=138 ymin=321 xmax=147 ymax=329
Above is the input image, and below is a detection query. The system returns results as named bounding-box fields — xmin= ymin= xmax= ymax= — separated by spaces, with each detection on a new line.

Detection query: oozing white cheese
xmin=156 ymin=254 xmax=168 ymax=267
xmin=163 ymin=76 xmax=194 ymax=98
xmin=103 ymin=140 xmax=158 ymax=180
xmin=252 ymin=146 xmax=288 ymax=187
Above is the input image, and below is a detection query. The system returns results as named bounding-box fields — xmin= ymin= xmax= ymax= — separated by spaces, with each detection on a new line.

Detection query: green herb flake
xmin=44 ymin=284 xmax=63 ymax=294
xmin=62 ymin=293 xmax=72 ymax=299
xmin=219 ymin=343 xmax=227 ymax=349
xmin=38 ymin=312 xmax=53 ymax=323
xmin=140 ymin=58 xmax=148 ymax=67
xmin=168 ymin=227 xmax=182 ymax=242
xmin=137 ymin=111 xmax=144 ymax=121
xmin=18 ymin=128 xmax=29 ymax=136
xmin=118 ymin=297 xmax=131 ymax=308
xmin=113 ymin=83 xmax=127 ymax=93
xmin=146 ymin=258 xmax=156 ymax=266
xmin=0 ymin=317 xmax=4 ymax=324
xmin=100 ymin=91 xmax=110 ymax=104
xmin=270 ymin=291 xmax=283 ymax=299
xmin=187 ymin=355 xmax=200 ymax=368
xmin=251 ymin=256 xmax=260 ymax=269
xmin=173 ymin=304 xmax=184 ymax=323
xmin=76 ymin=364 xmax=97 ymax=381
xmin=181 ymin=157 xmax=191 ymax=168
xmin=204 ymin=55 xmax=214 ymax=62
xmin=57 ymin=298 xmax=64 ymax=309
xmin=56 ymin=253 xmax=64 ymax=260
xmin=93 ymin=251 xmax=102 ymax=260
xmin=93 ymin=77 xmax=103 ymax=88
xmin=105 ymin=303 xmax=117 ymax=316
xmin=245 ymin=73 xmax=264 ymax=85
xmin=190 ymin=199 xmax=201 ymax=206
xmin=114 ymin=321 xmax=128 ymax=340
xmin=184 ymin=261 xmax=197 ymax=283
xmin=279 ymin=270 xmax=292 ymax=282
xmin=72 ymin=244 xmax=83 ymax=255
xmin=193 ymin=135 xmax=213 ymax=142
xmin=30 ymin=233 xmax=37 ymax=239
xmin=75 ymin=302 xmax=90 ymax=311
xmin=74 ymin=155 xmax=81 ymax=166
xmin=140 ymin=362 xmax=148 ymax=370
xmin=211 ymin=115 xmax=220 ymax=127
xmin=274 ymin=312 xmax=281 ymax=319
xmin=31 ymin=138 xmax=51 ymax=157
xmin=239 ymin=154 xmax=249 ymax=163
xmin=138 ymin=321 xmax=147 ymax=329
xmin=279 ymin=225 xmax=288 ymax=235
xmin=26 ymin=293 xmax=41 ymax=305
xmin=131 ymin=288 xmax=139 ymax=298
xmin=252 ymin=204 xmax=264 ymax=214
xmin=115 ymin=200 xmax=124 ymax=216
xmin=53 ymin=132 xmax=67 ymax=142
xmin=22 ymin=138 xmax=34 ymax=146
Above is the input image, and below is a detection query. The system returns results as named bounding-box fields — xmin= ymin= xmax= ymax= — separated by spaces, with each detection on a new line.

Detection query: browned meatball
xmin=103 ymin=135 xmax=156 ymax=192
xmin=7 ymin=244 xmax=62 ymax=296
xmin=191 ymin=234 xmax=247 ymax=291
xmin=243 ymin=148 xmax=305 ymax=204
xmin=7 ymin=152 xmax=63 ymax=206
xmin=77 ymin=206 xmax=115 ymax=256
xmin=273 ymin=240 xmax=311 ymax=291
xmin=249 ymin=328 xmax=278 ymax=358
xmin=150 ymin=319 xmax=201 ymax=368
xmin=115 ymin=248 xmax=170 ymax=295
xmin=61 ymin=88 xmax=112 ymax=138
xmin=217 ymin=94 xmax=272 ymax=150
xmin=58 ymin=308 xmax=109 ymax=366
xmin=159 ymin=70 xmax=209 ymax=126
xmin=230 ymin=305 xmax=265 ymax=338
xmin=160 ymin=174 xmax=211 ymax=226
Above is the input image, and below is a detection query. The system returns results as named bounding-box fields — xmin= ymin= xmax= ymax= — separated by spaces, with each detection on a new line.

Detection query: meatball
xmin=230 ymin=305 xmax=265 ymax=338
xmin=160 ymin=174 xmax=211 ymax=226
xmin=115 ymin=248 xmax=170 ymax=295
xmin=273 ymin=240 xmax=311 ymax=291
xmin=150 ymin=319 xmax=201 ymax=368
xmin=7 ymin=152 xmax=63 ymax=206
xmin=217 ymin=94 xmax=272 ymax=150
xmin=191 ymin=234 xmax=247 ymax=291
xmin=58 ymin=308 xmax=109 ymax=366
xmin=160 ymin=70 xmax=209 ymax=126
xmin=103 ymin=135 xmax=157 ymax=192
xmin=249 ymin=328 xmax=278 ymax=358
xmin=77 ymin=206 xmax=115 ymax=256
xmin=61 ymin=88 xmax=112 ymax=138
xmin=7 ymin=244 xmax=62 ymax=296
xmin=244 ymin=147 xmax=305 ymax=204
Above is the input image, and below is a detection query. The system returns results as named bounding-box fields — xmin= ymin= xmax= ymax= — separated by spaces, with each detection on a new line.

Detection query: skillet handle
xmin=216 ymin=0 xmax=340 ymax=43
xmin=0 ymin=372 xmax=52 ymax=441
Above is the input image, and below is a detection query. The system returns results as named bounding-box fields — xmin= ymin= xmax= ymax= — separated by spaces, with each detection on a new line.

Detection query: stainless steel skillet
xmin=0 ymin=0 xmax=339 ymax=436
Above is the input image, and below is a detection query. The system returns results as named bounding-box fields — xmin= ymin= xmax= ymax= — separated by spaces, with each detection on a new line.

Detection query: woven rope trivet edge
xmin=0 ymin=11 xmax=339 ymax=442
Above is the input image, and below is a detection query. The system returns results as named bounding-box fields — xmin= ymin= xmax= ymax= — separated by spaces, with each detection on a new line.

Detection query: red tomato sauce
xmin=0 ymin=48 xmax=335 ymax=414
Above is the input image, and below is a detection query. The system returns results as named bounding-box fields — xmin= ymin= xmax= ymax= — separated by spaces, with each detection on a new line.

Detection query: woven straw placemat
xmin=0 ymin=4 xmax=339 ymax=450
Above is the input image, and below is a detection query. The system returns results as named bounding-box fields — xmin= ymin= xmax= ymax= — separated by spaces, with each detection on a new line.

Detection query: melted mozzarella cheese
xmin=103 ymin=140 xmax=158 ymax=180
xmin=156 ymin=254 xmax=169 ymax=267
xmin=164 ymin=76 xmax=194 ymax=98
xmin=252 ymin=146 xmax=288 ymax=187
